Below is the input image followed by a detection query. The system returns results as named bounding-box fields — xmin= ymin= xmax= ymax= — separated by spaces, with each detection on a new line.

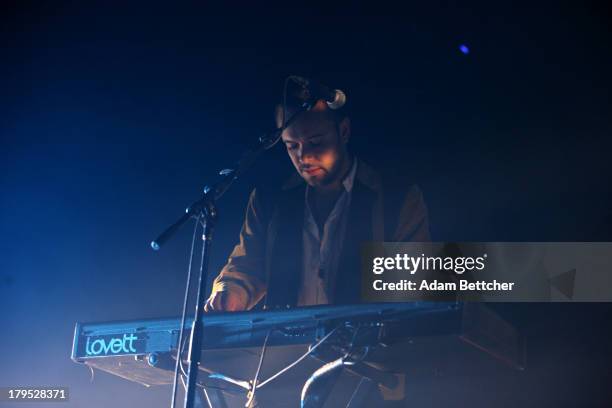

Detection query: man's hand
xmin=204 ymin=281 xmax=249 ymax=312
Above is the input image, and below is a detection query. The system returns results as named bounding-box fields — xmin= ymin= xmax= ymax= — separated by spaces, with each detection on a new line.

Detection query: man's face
xmin=281 ymin=111 xmax=350 ymax=188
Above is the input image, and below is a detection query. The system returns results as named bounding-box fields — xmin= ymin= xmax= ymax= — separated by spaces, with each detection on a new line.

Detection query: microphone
xmin=288 ymin=75 xmax=347 ymax=110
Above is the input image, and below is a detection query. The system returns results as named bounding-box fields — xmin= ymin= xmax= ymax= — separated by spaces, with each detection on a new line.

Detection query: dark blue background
xmin=1 ymin=1 xmax=611 ymax=407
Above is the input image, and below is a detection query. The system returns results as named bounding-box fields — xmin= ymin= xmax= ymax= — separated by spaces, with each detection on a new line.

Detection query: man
xmin=205 ymin=90 xmax=430 ymax=312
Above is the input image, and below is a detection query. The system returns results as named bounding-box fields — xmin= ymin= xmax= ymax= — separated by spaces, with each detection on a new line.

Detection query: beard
xmin=301 ymin=154 xmax=348 ymax=188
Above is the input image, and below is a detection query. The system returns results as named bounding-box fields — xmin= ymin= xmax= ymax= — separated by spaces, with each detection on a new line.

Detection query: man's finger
xmin=204 ymin=292 xmax=223 ymax=312
xmin=204 ymin=297 xmax=214 ymax=312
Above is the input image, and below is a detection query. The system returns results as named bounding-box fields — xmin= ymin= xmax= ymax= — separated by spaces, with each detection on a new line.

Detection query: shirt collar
xmin=342 ymin=157 xmax=358 ymax=192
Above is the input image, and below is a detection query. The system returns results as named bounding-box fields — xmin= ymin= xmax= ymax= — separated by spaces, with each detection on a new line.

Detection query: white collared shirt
xmin=297 ymin=159 xmax=358 ymax=306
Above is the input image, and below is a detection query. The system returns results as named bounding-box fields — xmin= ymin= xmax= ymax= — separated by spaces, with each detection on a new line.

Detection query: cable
xmin=256 ymin=325 xmax=340 ymax=389
xmin=259 ymin=75 xmax=303 ymax=151
xmin=175 ymin=322 xmax=344 ymax=403
xmin=178 ymin=336 xmax=243 ymax=395
xmin=244 ymin=329 xmax=271 ymax=407
xmin=343 ymin=324 xmax=360 ymax=360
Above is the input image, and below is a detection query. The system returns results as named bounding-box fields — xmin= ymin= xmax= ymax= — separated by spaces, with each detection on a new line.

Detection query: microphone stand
xmin=151 ymin=107 xmax=307 ymax=408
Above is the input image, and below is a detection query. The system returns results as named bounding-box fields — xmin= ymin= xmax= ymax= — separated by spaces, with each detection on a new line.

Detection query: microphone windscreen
xmin=327 ymin=89 xmax=346 ymax=110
